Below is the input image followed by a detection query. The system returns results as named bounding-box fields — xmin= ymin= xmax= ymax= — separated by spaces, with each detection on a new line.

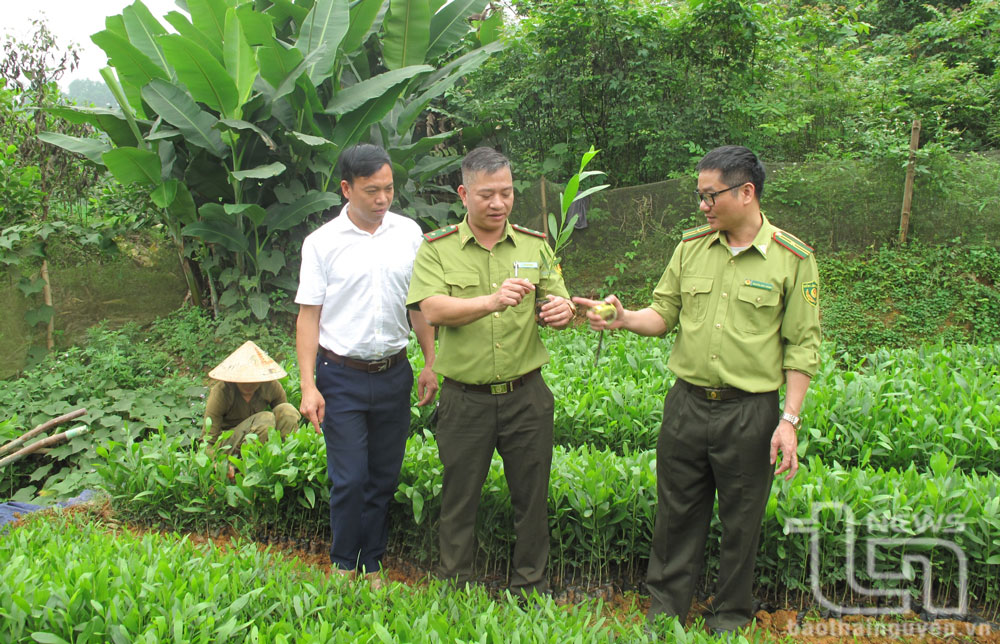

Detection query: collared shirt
xmin=204 ymin=380 xmax=287 ymax=440
xmin=650 ymin=214 xmax=821 ymax=392
xmin=406 ymin=218 xmax=570 ymax=384
xmin=295 ymin=205 xmax=423 ymax=360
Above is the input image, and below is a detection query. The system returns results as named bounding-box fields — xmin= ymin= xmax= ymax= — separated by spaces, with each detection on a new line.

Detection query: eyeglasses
xmin=694 ymin=184 xmax=743 ymax=206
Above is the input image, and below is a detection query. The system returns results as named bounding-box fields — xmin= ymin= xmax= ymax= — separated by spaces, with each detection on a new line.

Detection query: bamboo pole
xmin=0 ymin=426 xmax=90 ymax=469
xmin=40 ymin=259 xmax=54 ymax=350
xmin=540 ymin=176 xmax=549 ymax=237
xmin=898 ymin=119 xmax=921 ymax=245
xmin=0 ymin=408 xmax=87 ymax=456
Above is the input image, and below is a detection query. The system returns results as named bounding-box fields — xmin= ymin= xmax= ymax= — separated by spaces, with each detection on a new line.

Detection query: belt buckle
xmin=490 ymin=383 xmax=508 ymax=395
xmin=368 ymin=358 xmax=391 ymax=373
xmin=706 ymin=388 xmax=720 ymax=400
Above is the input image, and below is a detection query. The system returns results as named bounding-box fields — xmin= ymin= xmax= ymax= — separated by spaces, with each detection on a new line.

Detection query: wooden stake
xmin=41 ymin=259 xmax=54 ymax=350
xmin=540 ymin=175 xmax=549 ymax=237
xmin=899 ymin=119 xmax=921 ymax=245
xmin=0 ymin=408 xmax=87 ymax=456
xmin=0 ymin=426 xmax=90 ymax=469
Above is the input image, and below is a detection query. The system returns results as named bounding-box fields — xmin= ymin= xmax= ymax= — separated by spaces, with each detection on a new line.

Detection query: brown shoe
xmin=332 ymin=567 xmax=355 ymax=582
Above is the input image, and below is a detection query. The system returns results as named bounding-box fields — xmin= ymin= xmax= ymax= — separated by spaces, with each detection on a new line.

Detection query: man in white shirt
xmin=295 ymin=144 xmax=438 ymax=585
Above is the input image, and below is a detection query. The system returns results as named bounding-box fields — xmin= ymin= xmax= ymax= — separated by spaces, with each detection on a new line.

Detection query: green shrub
xmin=96 ymin=425 xmax=1000 ymax=613
xmin=1 ymin=511 xmax=652 ymax=642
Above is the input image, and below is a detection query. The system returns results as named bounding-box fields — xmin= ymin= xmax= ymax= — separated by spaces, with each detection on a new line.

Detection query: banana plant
xmin=42 ymin=0 xmax=502 ymax=318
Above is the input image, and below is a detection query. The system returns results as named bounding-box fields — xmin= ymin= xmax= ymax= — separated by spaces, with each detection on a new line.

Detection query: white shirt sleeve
xmin=295 ymin=233 xmax=326 ymax=305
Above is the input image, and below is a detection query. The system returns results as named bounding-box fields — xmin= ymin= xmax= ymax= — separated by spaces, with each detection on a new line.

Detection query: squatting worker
xmin=295 ymin=144 xmax=438 ymax=587
xmin=574 ymin=146 xmax=821 ymax=634
xmin=203 ymin=340 xmax=301 ymax=457
xmin=406 ymin=147 xmax=576 ymax=596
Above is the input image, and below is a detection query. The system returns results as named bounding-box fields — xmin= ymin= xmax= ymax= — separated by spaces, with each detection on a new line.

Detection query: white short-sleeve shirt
xmin=295 ymin=205 xmax=424 ymax=360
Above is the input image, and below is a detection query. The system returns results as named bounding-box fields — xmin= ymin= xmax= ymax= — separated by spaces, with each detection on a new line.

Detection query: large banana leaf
xmin=295 ymin=0 xmax=350 ymax=86
xmin=383 ymin=0 xmax=431 ymax=70
xmin=36 ymin=132 xmax=112 ymax=166
xmin=325 ymin=65 xmax=432 ymax=115
xmin=159 ymin=34 xmax=239 ymax=118
xmin=272 ymin=47 xmax=330 ymax=101
xmin=225 ymin=203 xmax=268 ymax=227
xmin=186 ymin=0 xmax=228 ymax=44
xmin=331 ymin=85 xmax=411 ymax=152
xmin=169 ymin=183 xmax=198 ymax=225
xmin=427 ymin=0 xmax=489 ymax=60
xmin=477 ymin=10 xmax=503 ymax=45
xmin=44 ymin=106 xmax=140 ymax=148
xmin=157 ymin=139 xmax=177 ymax=180
xmin=185 ymin=205 xmax=250 ymax=252
xmin=102 ymin=147 xmax=162 ymax=186
xmin=91 ymin=30 xmax=169 ymax=88
xmin=263 ymin=191 xmax=341 ymax=232
xmin=151 ymin=179 xmax=179 ymax=208
xmin=231 ymin=162 xmax=287 ymax=181
xmin=289 ymin=131 xmax=338 ymax=150
xmin=395 ymin=41 xmax=501 ymax=135
xmin=235 ymin=5 xmax=276 ymax=46
xmin=224 ymin=9 xmax=259 ymax=106
xmin=164 ymin=11 xmax=224 ymax=62
xmin=388 ymin=130 xmax=455 ymax=165
xmin=265 ymin=0 xmax=310 ymax=28
xmin=257 ymin=41 xmax=304 ymax=93
xmin=122 ymin=1 xmax=173 ymax=78
xmin=141 ymin=79 xmax=229 ymax=158
xmin=217 ymin=119 xmax=277 ymax=151
xmin=411 ymin=154 xmax=462 ymax=182
xmin=341 ymin=0 xmax=385 ymax=54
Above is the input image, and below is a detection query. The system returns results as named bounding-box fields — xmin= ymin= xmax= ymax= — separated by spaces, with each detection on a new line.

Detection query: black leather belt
xmin=443 ymin=369 xmax=540 ymax=395
xmin=680 ymin=378 xmax=759 ymax=401
xmin=320 ymin=347 xmax=406 ymax=373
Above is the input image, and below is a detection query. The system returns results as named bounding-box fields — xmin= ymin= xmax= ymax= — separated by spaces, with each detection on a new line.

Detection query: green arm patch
xmin=423 ymin=225 xmax=458 ymax=242
xmin=772 ymin=231 xmax=814 ymax=259
xmin=512 ymin=223 xmax=546 ymax=239
xmin=682 ymin=224 xmax=713 ymax=242
xmin=802 ymin=280 xmax=819 ymax=306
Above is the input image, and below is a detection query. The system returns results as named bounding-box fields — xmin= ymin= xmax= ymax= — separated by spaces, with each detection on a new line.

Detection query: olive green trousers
xmin=646 ymin=380 xmax=779 ymax=632
xmin=434 ymin=373 xmax=554 ymax=593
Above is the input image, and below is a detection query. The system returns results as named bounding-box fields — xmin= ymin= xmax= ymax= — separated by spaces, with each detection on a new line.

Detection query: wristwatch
xmin=781 ymin=412 xmax=802 ymax=430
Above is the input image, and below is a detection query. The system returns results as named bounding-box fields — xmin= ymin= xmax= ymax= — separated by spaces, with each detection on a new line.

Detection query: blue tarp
xmin=0 ymin=490 xmax=97 ymax=529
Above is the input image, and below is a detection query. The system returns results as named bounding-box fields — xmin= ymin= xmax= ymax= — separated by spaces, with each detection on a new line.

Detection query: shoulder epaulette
xmin=423 ymin=225 xmax=458 ymax=242
xmin=772 ymin=230 xmax=814 ymax=259
xmin=681 ymin=224 xmax=713 ymax=242
xmin=512 ymin=224 xmax=547 ymax=239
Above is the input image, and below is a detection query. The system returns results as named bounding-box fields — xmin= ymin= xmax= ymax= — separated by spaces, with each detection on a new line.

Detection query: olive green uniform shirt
xmin=204 ymin=380 xmax=288 ymax=442
xmin=406 ymin=219 xmax=570 ymax=384
xmin=650 ymin=214 xmax=821 ymax=392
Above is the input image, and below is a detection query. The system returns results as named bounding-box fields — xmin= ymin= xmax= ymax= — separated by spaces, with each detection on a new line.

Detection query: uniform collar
xmin=708 ymin=212 xmax=775 ymax=258
xmin=457 ymin=217 xmax=518 ymax=248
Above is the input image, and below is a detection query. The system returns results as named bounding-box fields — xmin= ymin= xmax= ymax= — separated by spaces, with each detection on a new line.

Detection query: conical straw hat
xmin=208 ymin=341 xmax=287 ymax=383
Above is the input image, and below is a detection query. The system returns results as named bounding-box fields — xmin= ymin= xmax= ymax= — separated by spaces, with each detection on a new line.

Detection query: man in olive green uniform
xmin=406 ymin=147 xmax=575 ymax=594
xmin=575 ymin=146 xmax=821 ymax=633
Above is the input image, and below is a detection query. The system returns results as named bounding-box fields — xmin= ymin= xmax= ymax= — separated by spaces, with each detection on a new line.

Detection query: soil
xmin=22 ymin=503 xmax=1000 ymax=642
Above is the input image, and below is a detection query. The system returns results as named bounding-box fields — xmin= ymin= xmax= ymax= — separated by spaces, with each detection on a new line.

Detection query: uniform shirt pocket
xmin=735 ymin=285 xmax=781 ymax=334
xmin=444 ymin=271 xmax=480 ymax=297
xmin=679 ymin=276 xmax=714 ymax=323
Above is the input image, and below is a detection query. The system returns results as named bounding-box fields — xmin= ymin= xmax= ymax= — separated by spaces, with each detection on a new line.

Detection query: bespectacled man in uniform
xmin=575 ymin=145 xmax=821 ymax=635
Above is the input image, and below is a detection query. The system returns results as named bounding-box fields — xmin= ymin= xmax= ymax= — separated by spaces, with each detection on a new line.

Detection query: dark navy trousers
xmin=316 ymin=354 xmax=413 ymax=573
